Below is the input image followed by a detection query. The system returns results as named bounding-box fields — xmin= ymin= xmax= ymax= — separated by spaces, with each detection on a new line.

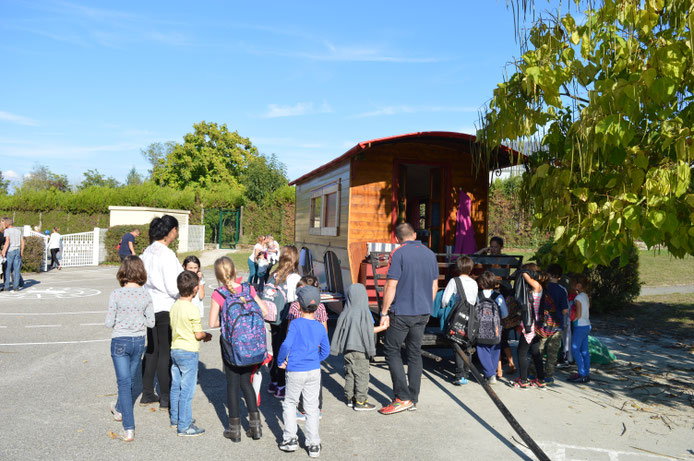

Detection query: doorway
xmin=393 ymin=162 xmax=447 ymax=252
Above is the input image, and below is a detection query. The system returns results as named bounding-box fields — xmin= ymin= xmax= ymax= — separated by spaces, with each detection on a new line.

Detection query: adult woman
xmin=267 ymin=245 xmax=301 ymax=399
xmin=140 ymin=215 xmax=183 ymax=409
xmin=48 ymin=227 xmax=62 ymax=270
xmin=247 ymin=236 xmax=267 ymax=289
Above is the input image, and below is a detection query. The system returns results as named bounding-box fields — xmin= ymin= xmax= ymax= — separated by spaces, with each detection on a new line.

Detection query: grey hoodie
xmin=330 ymin=283 xmax=376 ymax=358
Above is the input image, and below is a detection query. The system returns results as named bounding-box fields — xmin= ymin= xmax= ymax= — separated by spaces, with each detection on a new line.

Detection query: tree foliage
xmin=152 ymin=121 xmax=257 ymax=189
xmin=125 ymin=167 xmax=144 ymax=186
xmin=21 ymin=165 xmax=70 ymax=192
xmin=0 ymin=171 xmax=8 ymax=195
xmin=141 ymin=141 xmax=175 ymax=178
xmin=478 ymin=0 xmax=694 ymax=270
xmin=79 ymin=169 xmax=120 ymax=189
xmin=240 ymin=153 xmax=288 ymax=203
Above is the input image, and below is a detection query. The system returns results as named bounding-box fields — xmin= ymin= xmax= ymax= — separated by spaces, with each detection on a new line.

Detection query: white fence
xmin=188 ymin=225 xmax=205 ymax=252
xmin=23 ymin=226 xmax=107 ymax=270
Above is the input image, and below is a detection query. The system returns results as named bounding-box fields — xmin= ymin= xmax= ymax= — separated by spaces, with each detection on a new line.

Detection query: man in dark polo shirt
xmin=379 ymin=223 xmax=439 ymax=415
xmin=118 ymin=228 xmax=140 ymax=262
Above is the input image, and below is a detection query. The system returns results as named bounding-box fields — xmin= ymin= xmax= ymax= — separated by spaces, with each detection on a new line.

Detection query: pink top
xmin=522 ymin=291 xmax=542 ymax=344
xmin=286 ymin=301 xmax=328 ymax=323
xmin=211 ymin=284 xmax=258 ymax=306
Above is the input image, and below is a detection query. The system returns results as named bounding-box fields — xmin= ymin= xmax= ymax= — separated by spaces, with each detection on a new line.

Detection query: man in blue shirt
xmin=118 ymin=228 xmax=140 ymax=262
xmin=379 ymin=223 xmax=439 ymax=415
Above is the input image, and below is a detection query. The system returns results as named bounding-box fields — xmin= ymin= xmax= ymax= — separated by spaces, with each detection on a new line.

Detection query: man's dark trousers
xmin=383 ymin=313 xmax=429 ymax=403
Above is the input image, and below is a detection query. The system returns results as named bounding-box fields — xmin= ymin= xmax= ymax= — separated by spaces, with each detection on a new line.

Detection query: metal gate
xmin=218 ymin=209 xmax=241 ymax=249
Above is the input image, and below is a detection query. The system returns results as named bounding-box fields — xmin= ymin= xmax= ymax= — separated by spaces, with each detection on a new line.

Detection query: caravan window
xmin=309 ymin=180 xmax=340 ymax=236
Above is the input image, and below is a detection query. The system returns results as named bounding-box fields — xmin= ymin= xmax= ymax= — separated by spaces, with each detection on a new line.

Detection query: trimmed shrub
xmin=105 ymin=225 xmax=179 ymax=263
xmin=22 ymin=237 xmax=45 ymax=272
xmin=534 ymin=240 xmax=641 ymax=313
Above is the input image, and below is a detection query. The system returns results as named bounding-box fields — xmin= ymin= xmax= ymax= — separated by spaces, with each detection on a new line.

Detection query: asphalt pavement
xmin=1 ymin=266 xmax=692 ymax=460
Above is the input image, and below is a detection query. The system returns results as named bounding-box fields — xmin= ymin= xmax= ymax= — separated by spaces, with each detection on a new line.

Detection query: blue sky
xmin=1 ymin=0 xmax=530 ymax=187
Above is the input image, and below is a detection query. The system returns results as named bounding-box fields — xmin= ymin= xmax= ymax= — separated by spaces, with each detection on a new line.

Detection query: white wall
xmin=108 ymin=206 xmax=191 ymax=253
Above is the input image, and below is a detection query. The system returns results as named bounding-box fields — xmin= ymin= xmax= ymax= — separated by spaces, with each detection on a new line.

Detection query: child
xmin=568 ymin=275 xmax=591 ymax=383
xmin=105 ymin=256 xmax=154 ymax=442
xmin=209 ymin=256 xmax=269 ymax=442
xmin=277 ymin=285 xmax=330 ymax=458
xmin=514 ymin=263 xmax=549 ymax=389
xmin=476 ymin=271 xmax=508 ymax=385
xmin=441 ymin=255 xmax=478 ymax=385
xmin=534 ymin=263 xmax=568 ymax=383
xmin=330 ymin=283 xmax=387 ymax=410
xmin=182 ymin=255 xmax=205 ymax=320
xmin=169 ymin=270 xmax=212 ymax=436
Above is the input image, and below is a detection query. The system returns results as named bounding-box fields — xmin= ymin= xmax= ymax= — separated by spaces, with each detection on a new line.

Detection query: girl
xmin=286 ymin=276 xmax=328 ymax=332
xmin=48 ymin=227 xmax=62 ymax=270
xmin=209 ymin=257 xmax=268 ymax=442
xmin=441 ymin=255 xmax=478 ymax=385
xmin=105 ymin=256 xmax=154 ymax=442
xmin=514 ymin=263 xmax=549 ymax=389
xmin=331 ymin=283 xmax=387 ymax=410
xmin=568 ymin=275 xmax=591 ymax=383
xmin=140 ymin=215 xmax=183 ymax=409
xmin=182 ymin=255 xmax=206 ymax=320
xmin=267 ymin=245 xmax=301 ymax=399
xmin=476 ymin=271 xmax=508 ymax=385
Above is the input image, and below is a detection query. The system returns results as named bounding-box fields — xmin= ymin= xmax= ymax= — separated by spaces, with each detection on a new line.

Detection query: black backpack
xmin=445 ymin=278 xmax=478 ymax=346
xmin=475 ymin=292 xmax=502 ymax=345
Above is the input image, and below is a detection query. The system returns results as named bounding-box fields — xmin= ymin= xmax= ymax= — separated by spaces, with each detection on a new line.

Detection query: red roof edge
xmin=289 ymin=131 xmax=521 ymax=186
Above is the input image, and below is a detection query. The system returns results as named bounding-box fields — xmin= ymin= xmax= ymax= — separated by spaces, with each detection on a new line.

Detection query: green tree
xmin=152 ymin=122 xmax=257 ymax=189
xmin=79 ymin=169 xmax=120 ymax=189
xmin=21 ymin=164 xmax=70 ymax=192
xmin=125 ymin=167 xmax=144 ymax=186
xmin=240 ymin=153 xmax=288 ymax=203
xmin=478 ymin=0 xmax=694 ymax=270
xmin=0 ymin=170 xmax=8 ymax=195
xmin=141 ymin=141 xmax=175 ymax=178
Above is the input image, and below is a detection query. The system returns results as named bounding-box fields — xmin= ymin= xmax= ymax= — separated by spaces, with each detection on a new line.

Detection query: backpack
xmin=535 ymin=292 xmax=561 ymax=337
xmin=475 ymin=292 xmax=502 ymax=345
xmin=218 ymin=284 xmax=267 ymax=366
xmin=262 ymin=276 xmax=288 ymax=325
xmin=445 ymin=277 xmax=478 ymax=346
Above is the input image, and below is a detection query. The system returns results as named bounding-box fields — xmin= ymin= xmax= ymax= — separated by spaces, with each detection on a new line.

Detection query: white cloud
xmin=353 ymin=105 xmax=479 ymax=118
xmin=0 ymin=110 xmax=39 ymax=126
xmin=262 ymin=101 xmax=332 ymax=118
xmin=0 ymin=140 xmax=141 ymax=160
xmin=3 ymin=170 xmax=19 ymax=180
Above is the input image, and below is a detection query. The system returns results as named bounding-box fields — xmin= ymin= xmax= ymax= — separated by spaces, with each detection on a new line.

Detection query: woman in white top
xmin=569 ymin=275 xmax=591 ymax=383
xmin=248 ymin=235 xmax=267 ymax=289
xmin=48 ymin=227 xmax=62 ymax=270
xmin=139 ymin=215 xmax=183 ymax=409
xmin=442 ymin=256 xmax=478 ymax=385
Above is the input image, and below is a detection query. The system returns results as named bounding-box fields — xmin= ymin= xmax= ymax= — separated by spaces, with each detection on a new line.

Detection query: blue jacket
xmin=278 ymin=317 xmax=330 ymax=372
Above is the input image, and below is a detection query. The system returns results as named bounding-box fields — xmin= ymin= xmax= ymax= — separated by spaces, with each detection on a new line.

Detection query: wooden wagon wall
xmin=347 ymin=140 xmax=489 ymax=282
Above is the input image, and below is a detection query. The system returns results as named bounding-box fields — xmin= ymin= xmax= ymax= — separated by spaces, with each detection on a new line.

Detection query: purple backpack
xmin=218 ymin=284 xmax=267 ymax=366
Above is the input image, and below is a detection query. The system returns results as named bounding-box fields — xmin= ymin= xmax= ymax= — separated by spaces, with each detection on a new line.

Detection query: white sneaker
xmin=110 ymin=402 xmax=122 ymax=422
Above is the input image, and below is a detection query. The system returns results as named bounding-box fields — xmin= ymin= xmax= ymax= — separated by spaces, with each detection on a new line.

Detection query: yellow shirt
xmin=170 ymin=299 xmax=203 ymax=352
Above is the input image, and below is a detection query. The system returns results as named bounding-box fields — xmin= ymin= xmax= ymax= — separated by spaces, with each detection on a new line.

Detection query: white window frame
xmin=309 ymin=180 xmax=340 ymax=236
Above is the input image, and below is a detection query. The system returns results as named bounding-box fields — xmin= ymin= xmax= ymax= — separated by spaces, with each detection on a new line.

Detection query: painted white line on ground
xmin=25 ymin=324 xmax=62 ymax=328
xmin=0 ymin=310 xmax=106 ymax=316
xmin=0 ymin=325 xmax=7 ymax=328
xmin=0 ymin=338 xmax=110 ymax=346
xmin=80 ymin=322 xmax=104 ymax=326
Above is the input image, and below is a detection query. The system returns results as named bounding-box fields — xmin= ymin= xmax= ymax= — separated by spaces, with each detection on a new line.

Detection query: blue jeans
xmin=572 ymin=325 xmax=591 ymax=377
xmin=477 ymin=343 xmax=501 ymax=379
xmin=4 ymin=250 xmax=21 ymax=291
xmin=170 ymin=349 xmax=199 ymax=432
xmin=111 ymin=336 xmax=146 ymax=430
xmin=247 ymin=260 xmax=257 ymax=284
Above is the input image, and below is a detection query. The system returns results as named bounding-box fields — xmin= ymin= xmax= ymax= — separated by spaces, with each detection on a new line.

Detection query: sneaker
xmin=353 ymin=400 xmax=376 ymax=411
xmin=576 ymin=375 xmax=590 ymax=383
xmin=556 ymin=361 xmax=570 ymax=369
xmin=567 ymin=373 xmax=581 ymax=382
xmin=139 ymin=394 xmax=159 ymax=406
xmin=120 ymin=429 xmax=134 ymax=442
xmin=531 ymin=379 xmax=546 ymax=388
xmin=296 ymin=410 xmax=306 ymax=422
xmin=308 ymin=444 xmax=321 ymax=458
xmin=454 ymin=377 xmax=468 ymax=386
xmin=379 ymin=399 xmax=413 ymax=415
xmin=486 ymin=375 xmax=498 ymax=385
xmin=346 ymin=398 xmax=354 ymax=408
xmin=544 ymin=377 xmax=555 ymax=385
xmin=513 ymin=378 xmax=531 ymax=389
xmin=407 ymin=403 xmax=417 ymax=412
xmin=110 ymin=402 xmax=122 ymax=422
xmin=274 ymin=386 xmax=285 ymax=399
xmin=267 ymin=382 xmax=278 ymax=394
xmin=178 ymin=424 xmax=205 ymax=437
xmin=279 ymin=438 xmax=299 ymax=452
xmin=171 ymin=418 xmax=195 ymax=429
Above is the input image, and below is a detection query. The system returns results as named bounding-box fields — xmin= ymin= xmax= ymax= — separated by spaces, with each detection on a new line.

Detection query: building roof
xmin=289 ymin=131 xmax=522 ymax=186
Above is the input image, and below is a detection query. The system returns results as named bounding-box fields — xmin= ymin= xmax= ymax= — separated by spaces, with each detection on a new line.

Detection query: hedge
xmin=0 ymin=210 xmax=109 ymax=234
xmin=105 ymin=225 xmax=179 ymax=264
xmin=22 ymin=237 xmax=45 ymax=273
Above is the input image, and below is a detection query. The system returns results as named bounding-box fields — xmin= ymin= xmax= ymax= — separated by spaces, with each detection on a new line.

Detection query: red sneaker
xmin=531 ymin=379 xmax=546 ymax=388
xmin=379 ymin=399 xmax=413 ymax=415
xmin=513 ymin=378 xmax=531 ymax=389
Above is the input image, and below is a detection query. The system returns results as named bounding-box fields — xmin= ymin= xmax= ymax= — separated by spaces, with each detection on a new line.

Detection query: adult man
xmin=118 ymin=228 xmax=140 ymax=262
xmin=379 ymin=223 xmax=439 ymax=415
xmin=2 ymin=217 xmax=24 ymax=292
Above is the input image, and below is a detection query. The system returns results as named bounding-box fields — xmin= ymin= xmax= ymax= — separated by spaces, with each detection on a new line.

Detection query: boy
xmin=169 ymin=270 xmax=212 ymax=437
xmin=277 ymin=285 xmax=330 ymax=458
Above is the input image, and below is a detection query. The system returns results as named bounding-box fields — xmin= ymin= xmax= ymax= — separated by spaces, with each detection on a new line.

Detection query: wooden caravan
xmin=290 ymin=131 xmax=519 ymax=305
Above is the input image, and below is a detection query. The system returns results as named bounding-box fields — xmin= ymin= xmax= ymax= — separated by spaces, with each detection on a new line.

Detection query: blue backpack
xmin=217 ymin=284 xmax=267 ymax=366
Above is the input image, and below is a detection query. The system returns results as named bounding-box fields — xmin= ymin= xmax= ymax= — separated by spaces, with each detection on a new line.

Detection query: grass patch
xmin=177 ymin=251 xmax=203 ymax=264
xmin=226 ymin=251 xmax=253 ymax=271
xmin=637 ymin=250 xmax=694 ymax=286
